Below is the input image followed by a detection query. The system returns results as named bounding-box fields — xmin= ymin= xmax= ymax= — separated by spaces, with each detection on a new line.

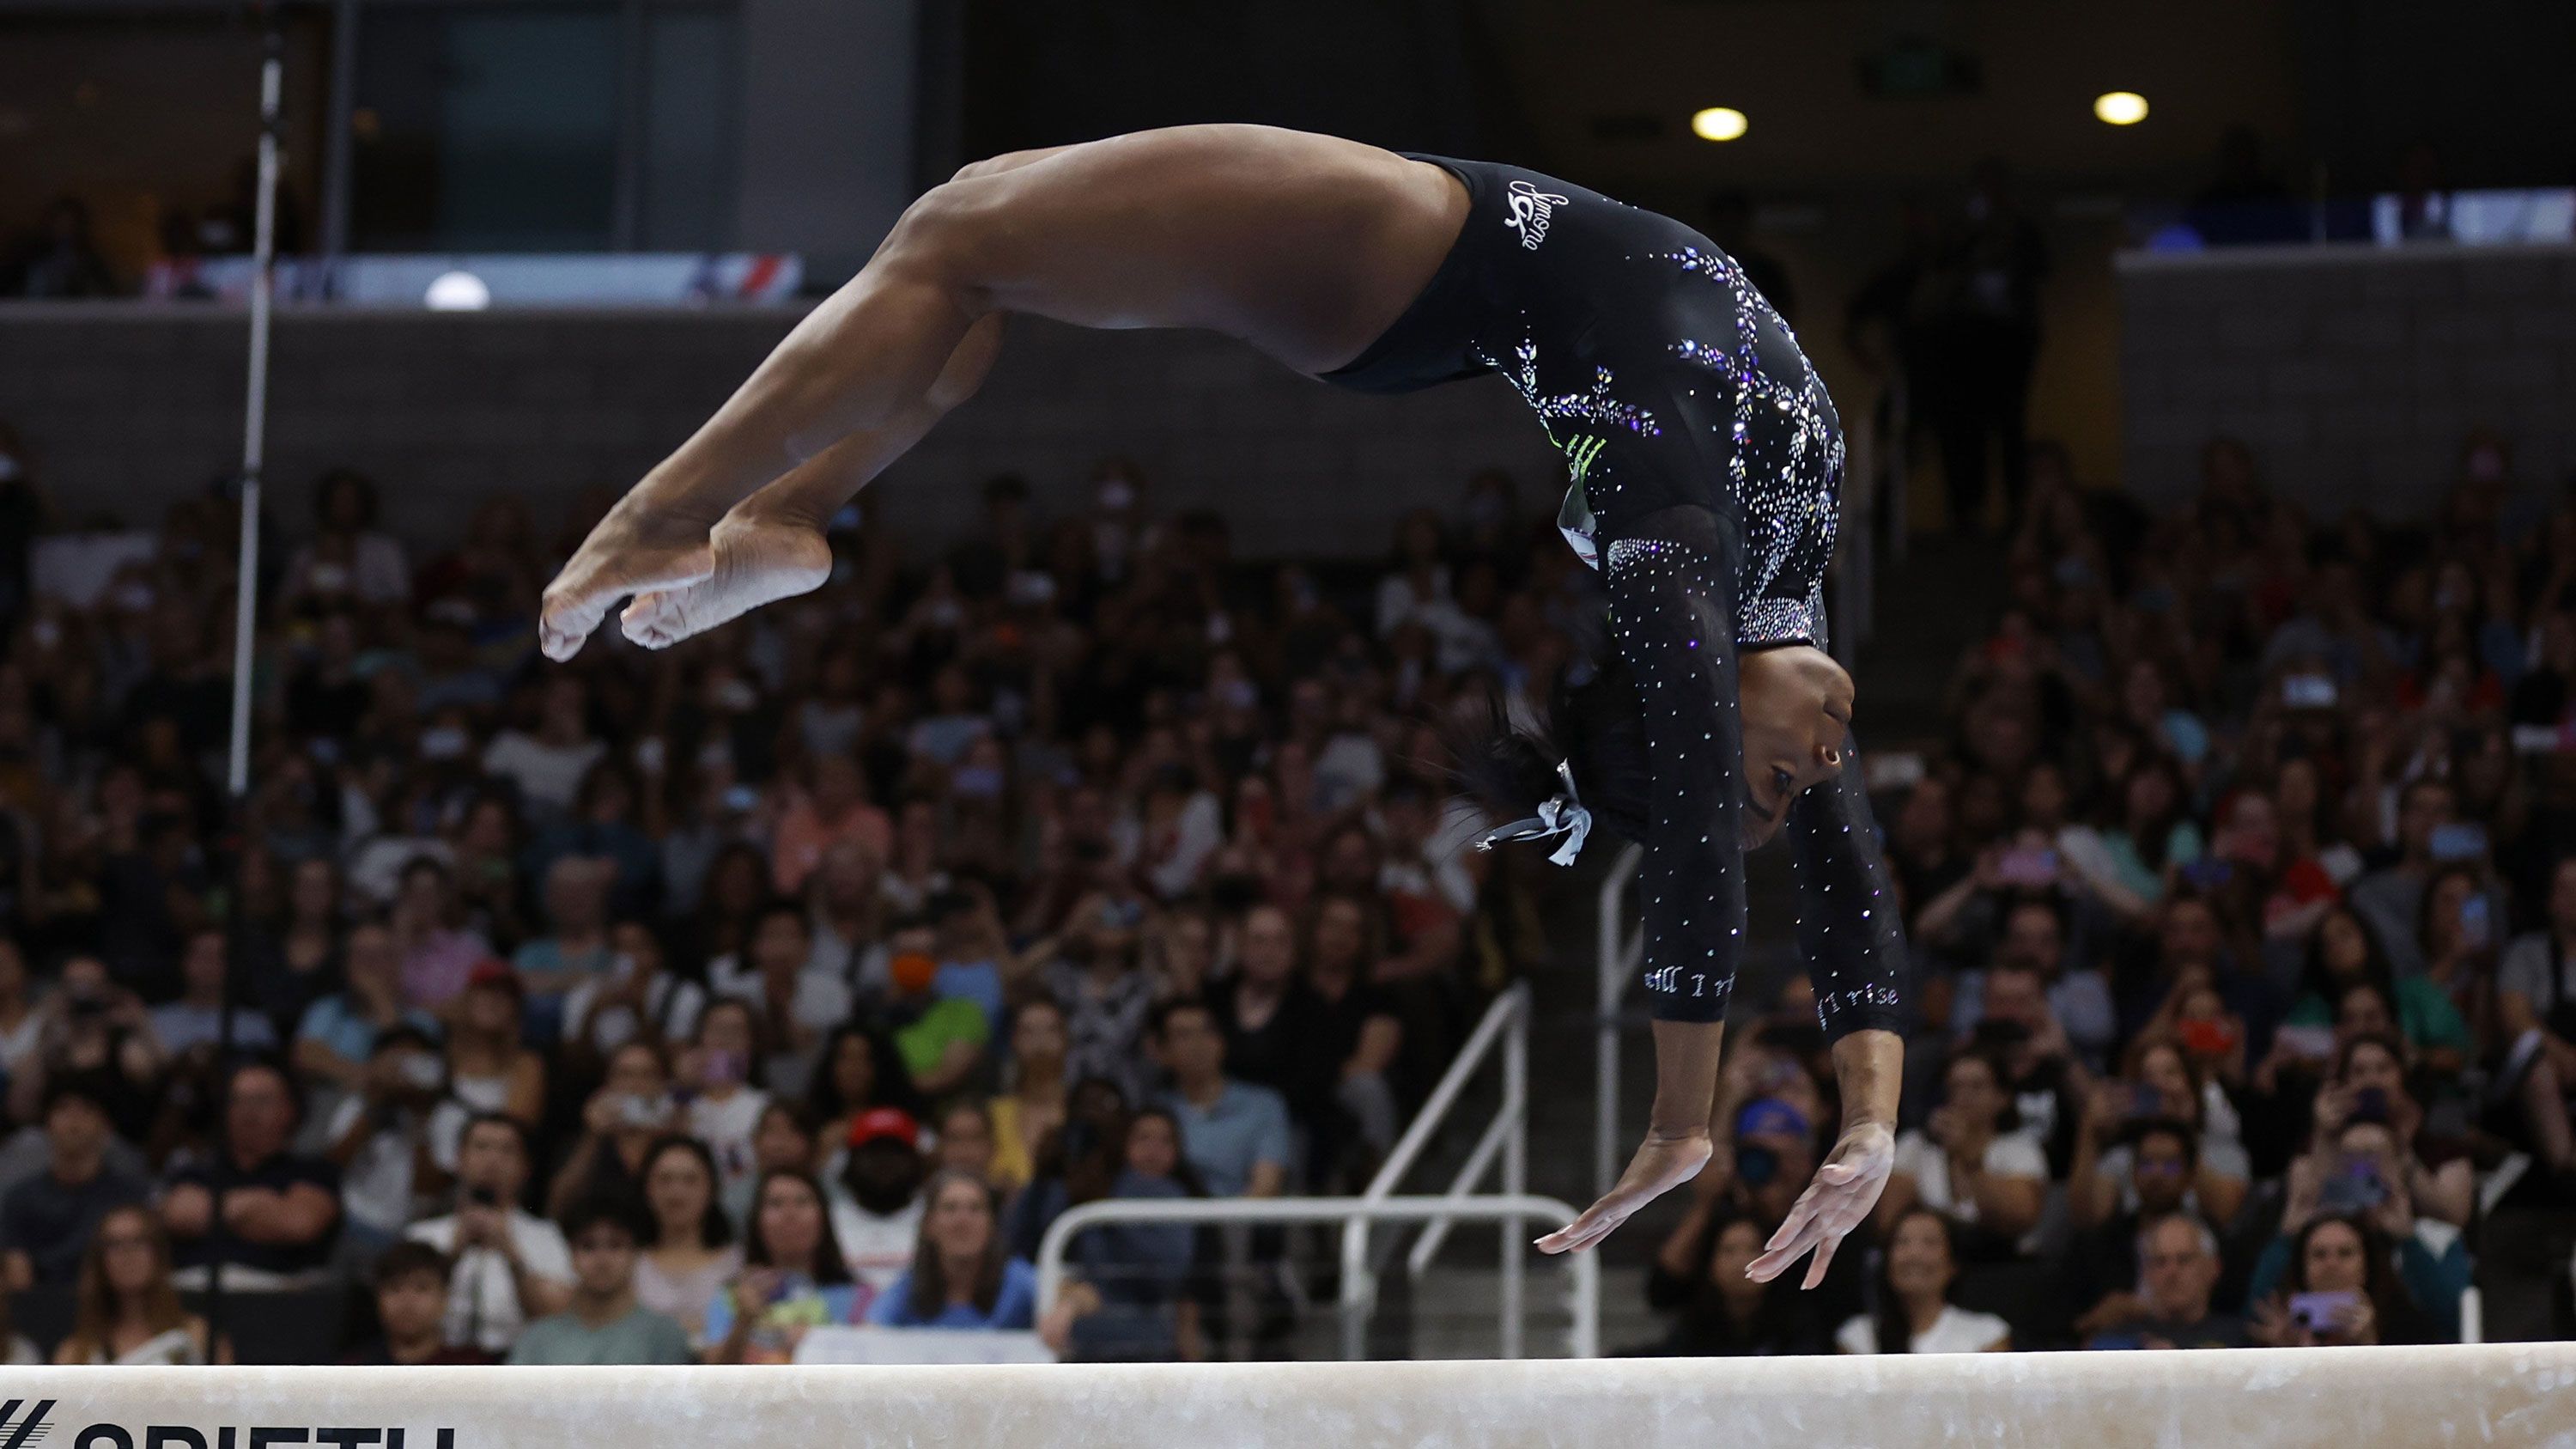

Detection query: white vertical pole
xmin=1499 ymin=995 xmax=1527 ymax=1359
xmin=214 ymin=3 xmax=285 ymax=1342
xmin=228 ymin=35 xmax=281 ymax=798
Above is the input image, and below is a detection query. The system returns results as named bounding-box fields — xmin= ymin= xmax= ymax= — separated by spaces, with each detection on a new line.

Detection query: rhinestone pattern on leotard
xmin=1314 ymin=151 xmax=1906 ymax=1044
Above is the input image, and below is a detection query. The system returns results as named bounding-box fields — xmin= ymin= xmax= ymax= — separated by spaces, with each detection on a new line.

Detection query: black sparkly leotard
xmin=1321 ymin=152 xmax=1905 ymax=1041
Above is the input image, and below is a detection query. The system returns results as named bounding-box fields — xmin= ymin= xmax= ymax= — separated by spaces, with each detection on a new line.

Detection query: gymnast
xmin=537 ymin=124 xmax=1907 ymax=1287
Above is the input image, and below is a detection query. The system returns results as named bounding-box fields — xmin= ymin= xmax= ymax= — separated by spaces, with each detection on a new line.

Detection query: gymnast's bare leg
xmin=538 ymin=125 xmax=1470 ymax=659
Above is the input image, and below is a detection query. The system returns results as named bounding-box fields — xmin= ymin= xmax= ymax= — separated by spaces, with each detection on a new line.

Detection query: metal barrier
xmin=1029 ymin=986 xmax=1563 ymax=1361
xmin=1340 ymin=981 xmax=1531 ymax=1357
xmin=1034 ymin=1192 xmax=1599 ymax=1360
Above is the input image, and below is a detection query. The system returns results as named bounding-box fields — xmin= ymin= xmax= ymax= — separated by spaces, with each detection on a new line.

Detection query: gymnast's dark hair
xmin=1448 ymin=656 xmax=1651 ymax=848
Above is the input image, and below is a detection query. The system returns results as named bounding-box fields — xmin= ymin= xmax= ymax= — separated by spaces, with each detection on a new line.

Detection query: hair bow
xmin=1473 ymin=759 xmax=1593 ymax=867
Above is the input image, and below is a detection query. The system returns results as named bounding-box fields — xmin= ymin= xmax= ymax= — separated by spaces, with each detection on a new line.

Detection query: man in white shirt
xmin=406 ymin=1113 xmax=573 ymax=1354
xmin=826 ymin=1108 xmax=927 ymax=1296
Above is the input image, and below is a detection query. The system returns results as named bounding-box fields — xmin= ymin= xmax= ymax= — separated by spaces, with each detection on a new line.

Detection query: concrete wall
xmin=2118 ymin=242 xmax=2576 ymax=517
xmin=733 ymin=0 xmax=921 ymax=278
xmin=0 ymin=305 xmax=1558 ymax=558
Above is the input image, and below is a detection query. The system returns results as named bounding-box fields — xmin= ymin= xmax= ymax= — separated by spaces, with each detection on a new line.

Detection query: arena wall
xmin=0 ymin=306 xmax=1558 ymax=560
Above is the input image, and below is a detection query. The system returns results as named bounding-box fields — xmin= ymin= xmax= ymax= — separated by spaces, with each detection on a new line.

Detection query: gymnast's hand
xmin=1534 ymin=1127 xmax=1711 ymax=1257
xmin=1745 ymin=1120 xmax=1895 ymax=1289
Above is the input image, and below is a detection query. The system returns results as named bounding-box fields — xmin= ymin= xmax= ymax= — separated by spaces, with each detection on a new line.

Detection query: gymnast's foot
xmin=619 ymin=510 xmax=833 ymax=650
xmin=539 ymin=496 xmax=720 ymax=661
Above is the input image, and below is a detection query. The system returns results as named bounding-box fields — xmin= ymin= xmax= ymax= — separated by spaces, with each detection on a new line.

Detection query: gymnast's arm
xmin=1741 ymin=733 xmax=1907 ymax=1288
xmin=1538 ymin=503 xmax=1749 ymax=1256
xmin=1786 ymin=728 xmax=1908 ymax=1081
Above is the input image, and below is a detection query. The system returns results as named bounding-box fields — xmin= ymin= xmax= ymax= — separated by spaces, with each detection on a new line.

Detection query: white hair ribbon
xmin=1473 ymin=759 xmax=1593 ymax=868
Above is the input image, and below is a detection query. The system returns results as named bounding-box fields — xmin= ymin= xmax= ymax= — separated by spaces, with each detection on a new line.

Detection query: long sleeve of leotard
xmin=1784 ymin=731 xmax=1909 ymax=1042
xmin=1603 ymin=504 xmax=1748 ymax=1026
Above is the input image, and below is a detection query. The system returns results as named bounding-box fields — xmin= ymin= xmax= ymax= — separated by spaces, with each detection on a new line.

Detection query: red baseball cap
xmin=847 ymin=1105 xmax=920 ymax=1151
xmin=465 ymin=959 xmax=522 ymax=997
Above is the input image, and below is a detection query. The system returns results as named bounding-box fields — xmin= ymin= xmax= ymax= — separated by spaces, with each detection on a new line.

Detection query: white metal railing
xmin=1033 ymin=1193 xmax=1599 ymax=1360
xmin=1340 ymin=981 xmax=1531 ymax=1358
xmin=1597 ymin=843 xmax=1645 ymax=1198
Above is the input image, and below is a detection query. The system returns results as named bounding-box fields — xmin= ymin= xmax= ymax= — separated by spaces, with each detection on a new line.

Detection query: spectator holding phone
xmin=547 ymin=1040 xmax=677 ymax=1218
xmin=2297 ymin=1032 xmax=2472 ymax=1227
xmin=1961 ymin=964 xmax=2094 ymax=1179
xmin=406 ymin=1112 xmax=573 ymax=1353
xmin=1942 ymin=895 xmax=2117 ymax=1073
xmin=2256 ymin=1112 xmax=2470 ymax=1338
xmin=560 ymin=920 xmax=706 ymax=1064
xmin=321 ymin=1024 xmax=452 ymax=1254
xmin=704 ymin=1166 xmax=863 ymax=1363
xmin=2069 ymin=1035 xmax=2249 ymax=1230
xmin=679 ymin=997 xmax=772 ymax=1214
xmin=2246 ymin=1213 xmax=2431 ymax=1347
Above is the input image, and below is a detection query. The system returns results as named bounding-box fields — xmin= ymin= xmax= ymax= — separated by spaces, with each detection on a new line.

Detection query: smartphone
xmin=2282 ymin=674 xmax=2339 ymax=709
xmin=2178 ymin=1017 xmax=2239 ymax=1058
xmin=2429 ymin=823 xmax=2488 ymax=863
xmin=1996 ymin=847 xmax=2059 ymax=887
xmin=2181 ymin=855 xmax=2233 ymax=891
xmin=2461 ymin=894 xmax=2493 ymax=951
xmin=2275 ymin=1024 xmax=2337 ymax=1060
xmin=2288 ymin=1289 xmax=2360 ymax=1331
xmin=2352 ymin=1086 xmax=2391 ymax=1122
xmin=2129 ymin=1083 xmax=2165 ymax=1118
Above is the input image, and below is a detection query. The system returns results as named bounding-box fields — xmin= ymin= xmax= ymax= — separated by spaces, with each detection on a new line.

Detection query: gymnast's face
xmin=1737 ymin=646 xmax=1856 ymax=848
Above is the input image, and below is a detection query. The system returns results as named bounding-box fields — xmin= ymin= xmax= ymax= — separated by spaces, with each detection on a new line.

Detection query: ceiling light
xmin=2093 ymin=91 xmax=2148 ymax=126
xmin=1690 ymin=107 xmax=1748 ymax=143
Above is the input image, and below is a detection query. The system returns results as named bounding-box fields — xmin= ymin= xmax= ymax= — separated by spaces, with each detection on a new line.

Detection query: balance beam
xmin=3 ymin=1346 xmax=2568 ymax=1449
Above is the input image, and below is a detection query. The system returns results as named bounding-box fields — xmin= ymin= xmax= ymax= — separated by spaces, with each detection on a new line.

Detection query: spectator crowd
xmin=1637 ymin=428 xmax=2576 ymax=1358
xmin=0 ymin=434 xmax=1577 ymax=1364
xmin=0 ymin=400 xmax=2571 ymax=1369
